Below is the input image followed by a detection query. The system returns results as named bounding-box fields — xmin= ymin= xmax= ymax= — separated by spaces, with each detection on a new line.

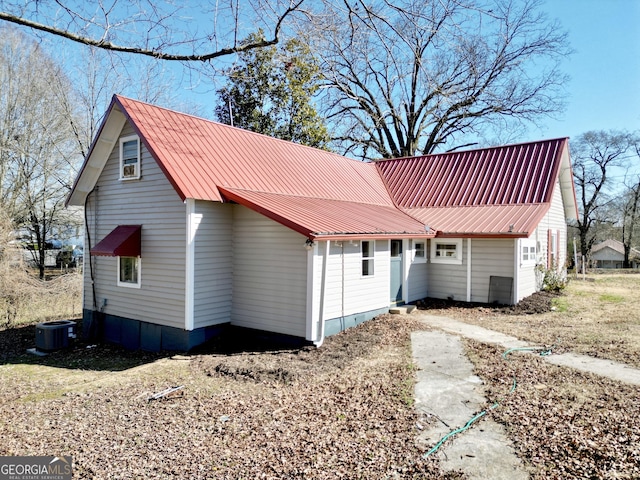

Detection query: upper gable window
xmin=120 ymin=135 xmax=140 ymax=180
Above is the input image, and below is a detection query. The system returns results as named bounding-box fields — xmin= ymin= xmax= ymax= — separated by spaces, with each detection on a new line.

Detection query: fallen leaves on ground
xmin=466 ymin=340 xmax=640 ymax=479
xmin=0 ymin=315 xmax=466 ymax=479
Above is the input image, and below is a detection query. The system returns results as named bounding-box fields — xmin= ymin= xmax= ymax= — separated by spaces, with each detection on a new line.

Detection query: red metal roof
xmin=376 ymin=138 xmax=568 ymax=208
xmin=91 ymin=225 xmax=141 ymax=257
xmin=220 ymin=187 xmax=433 ymax=240
xmin=376 ymin=138 xmax=570 ymax=237
xmin=405 ymin=204 xmax=549 ymax=237
xmin=115 ymin=96 xmax=393 ymax=207
xmin=69 ymin=96 xmax=575 ymax=239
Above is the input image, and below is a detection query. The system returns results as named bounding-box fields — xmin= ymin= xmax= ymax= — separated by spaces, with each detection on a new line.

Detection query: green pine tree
xmin=215 ymin=31 xmax=330 ymax=149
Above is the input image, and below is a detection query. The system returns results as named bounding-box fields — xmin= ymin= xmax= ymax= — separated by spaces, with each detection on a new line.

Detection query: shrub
xmin=536 ymin=263 xmax=567 ymax=292
xmin=0 ymin=213 xmax=81 ymax=327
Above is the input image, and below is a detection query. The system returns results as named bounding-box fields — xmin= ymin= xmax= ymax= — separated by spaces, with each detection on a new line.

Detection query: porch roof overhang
xmin=404 ymin=203 xmax=550 ymax=238
xmin=90 ymin=225 xmax=142 ymax=257
xmin=218 ymin=187 xmax=435 ymax=241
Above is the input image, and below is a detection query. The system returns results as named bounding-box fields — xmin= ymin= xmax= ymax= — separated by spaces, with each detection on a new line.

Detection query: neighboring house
xmin=590 ymin=239 xmax=640 ymax=269
xmin=66 ymin=95 xmax=578 ymax=351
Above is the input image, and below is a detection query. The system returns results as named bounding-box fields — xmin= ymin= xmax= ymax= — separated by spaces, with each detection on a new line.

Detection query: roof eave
xmin=219 ymin=187 xmax=436 ymax=241
xmin=435 ymin=232 xmax=530 ymax=239
xmin=114 ymin=96 xmax=190 ymax=202
xmin=312 ymin=232 xmax=435 ymax=241
xmin=66 ymin=96 xmax=125 ymax=207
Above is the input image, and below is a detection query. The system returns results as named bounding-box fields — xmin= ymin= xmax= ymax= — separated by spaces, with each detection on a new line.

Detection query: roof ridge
xmin=115 ymin=94 xmax=368 ymax=165
xmin=375 ymin=137 xmax=569 ymax=163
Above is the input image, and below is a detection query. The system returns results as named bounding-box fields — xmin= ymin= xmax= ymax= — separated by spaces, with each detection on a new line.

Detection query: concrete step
xmin=389 ymin=305 xmax=417 ymax=315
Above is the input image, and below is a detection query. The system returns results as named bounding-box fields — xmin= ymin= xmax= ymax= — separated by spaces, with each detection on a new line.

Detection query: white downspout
xmin=513 ymin=239 xmax=520 ymax=304
xmin=185 ymin=199 xmax=201 ymax=331
xmin=466 ymin=238 xmax=472 ymax=302
xmin=314 ymin=240 xmax=329 ymax=347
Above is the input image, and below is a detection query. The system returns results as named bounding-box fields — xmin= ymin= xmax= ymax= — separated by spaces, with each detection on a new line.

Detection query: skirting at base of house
xmin=82 ymin=306 xmax=391 ymax=351
xmin=81 ymin=309 xmax=227 ymax=352
xmin=323 ymin=306 xmax=390 ymax=337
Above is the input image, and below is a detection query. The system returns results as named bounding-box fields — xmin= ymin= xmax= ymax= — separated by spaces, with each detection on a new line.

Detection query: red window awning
xmin=90 ymin=225 xmax=141 ymax=257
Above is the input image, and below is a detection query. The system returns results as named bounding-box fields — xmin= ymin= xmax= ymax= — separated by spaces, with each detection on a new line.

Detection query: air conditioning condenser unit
xmin=35 ymin=320 xmax=77 ymax=352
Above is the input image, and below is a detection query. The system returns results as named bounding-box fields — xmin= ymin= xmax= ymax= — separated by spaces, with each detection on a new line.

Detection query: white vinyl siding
xmin=426 ymin=238 xmax=467 ymax=301
xmin=518 ymin=182 xmax=567 ymax=301
xmin=231 ymin=206 xmax=307 ymax=337
xmin=469 ymin=239 xmax=515 ymax=303
xmin=517 ymin=179 xmax=568 ymax=300
xmin=517 ymin=238 xmax=539 ymax=300
xmin=84 ymin=123 xmax=186 ymax=328
xmin=192 ymin=201 xmax=233 ymax=329
xmin=407 ymin=260 xmax=428 ymax=302
xmin=406 ymin=239 xmax=428 ymax=302
xmin=321 ymin=240 xmax=390 ymax=321
xmin=544 ymin=180 xmax=568 ymax=270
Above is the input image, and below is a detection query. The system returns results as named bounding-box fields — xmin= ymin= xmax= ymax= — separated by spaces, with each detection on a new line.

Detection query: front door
xmin=390 ymin=239 xmax=403 ymax=304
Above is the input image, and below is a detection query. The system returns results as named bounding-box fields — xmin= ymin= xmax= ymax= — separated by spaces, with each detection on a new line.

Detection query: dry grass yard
xmin=422 ymin=272 xmax=640 ymax=368
xmin=0 ymin=315 xmax=460 ymax=479
xmin=1 ymin=272 xmax=639 ymax=478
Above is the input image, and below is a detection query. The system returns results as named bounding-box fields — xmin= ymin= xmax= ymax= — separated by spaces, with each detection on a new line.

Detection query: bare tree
xmin=0 ymin=1 xmax=305 ymax=63
xmin=620 ymin=179 xmax=640 ymax=267
xmin=0 ymin=27 xmax=83 ymax=278
xmin=571 ymin=130 xmax=635 ymax=260
xmin=300 ymin=0 xmax=571 ymax=159
xmin=57 ymin=46 xmax=188 ymax=159
xmin=619 ymin=138 xmax=640 ymax=267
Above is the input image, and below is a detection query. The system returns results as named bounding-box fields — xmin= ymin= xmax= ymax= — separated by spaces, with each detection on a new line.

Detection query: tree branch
xmin=0 ymin=1 xmax=305 ymax=61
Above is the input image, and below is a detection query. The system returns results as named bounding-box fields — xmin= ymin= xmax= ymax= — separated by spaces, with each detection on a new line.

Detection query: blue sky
xmin=529 ymin=0 xmax=640 ymax=142
xmin=22 ymin=0 xmax=640 ymax=144
xmin=170 ymin=0 xmax=640 ymax=144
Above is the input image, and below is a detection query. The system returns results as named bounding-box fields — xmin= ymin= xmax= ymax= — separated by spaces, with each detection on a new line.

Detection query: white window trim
xmin=521 ymin=238 xmax=537 ymax=265
xmin=412 ymin=240 xmax=427 ymax=264
xmin=119 ymin=135 xmax=141 ymax=180
xmin=361 ymin=240 xmax=375 ymax=277
xmin=430 ymin=238 xmax=463 ymax=265
xmin=117 ymin=256 xmax=142 ymax=288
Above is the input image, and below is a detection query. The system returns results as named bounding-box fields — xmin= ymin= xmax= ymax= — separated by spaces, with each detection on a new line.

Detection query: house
xmin=66 ymin=95 xmax=578 ymax=351
xmin=590 ymin=239 xmax=640 ymax=269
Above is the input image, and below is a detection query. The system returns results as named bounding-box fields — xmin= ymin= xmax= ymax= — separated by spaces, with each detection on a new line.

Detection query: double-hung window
xmin=120 ymin=135 xmax=140 ymax=180
xmin=521 ymin=239 xmax=537 ymax=265
xmin=413 ymin=241 xmax=426 ymax=263
xmin=361 ymin=240 xmax=374 ymax=276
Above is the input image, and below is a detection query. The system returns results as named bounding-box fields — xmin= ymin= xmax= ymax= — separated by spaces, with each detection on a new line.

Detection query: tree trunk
xmin=38 ymin=247 xmax=45 ymax=279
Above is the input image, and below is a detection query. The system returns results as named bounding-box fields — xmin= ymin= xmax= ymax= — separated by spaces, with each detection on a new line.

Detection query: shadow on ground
xmin=1 ymin=320 xmax=168 ymax=371
xmin=0 ymin=321 xmax=310 ymax=372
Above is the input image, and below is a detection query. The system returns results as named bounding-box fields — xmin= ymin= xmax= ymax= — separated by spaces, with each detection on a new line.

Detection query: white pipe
xmin=513 ymin=238 xmax=519 ymax=304
xmin=466 ymin=238 xmax=472 ymax=302
xmin=341 ymin=242 xmax=345 ymax=327
xmin=314 ymin=240 xmax=330 ymax=347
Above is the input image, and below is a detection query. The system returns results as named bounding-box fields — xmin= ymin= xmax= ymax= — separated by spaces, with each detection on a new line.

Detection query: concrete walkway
xmin=411 ymin=314 xmax=640 ymax=479
xmin=418 ymin=314 xmax=640 ymax=386
xmin=412 ymin=331 xmax=529 ymax=479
